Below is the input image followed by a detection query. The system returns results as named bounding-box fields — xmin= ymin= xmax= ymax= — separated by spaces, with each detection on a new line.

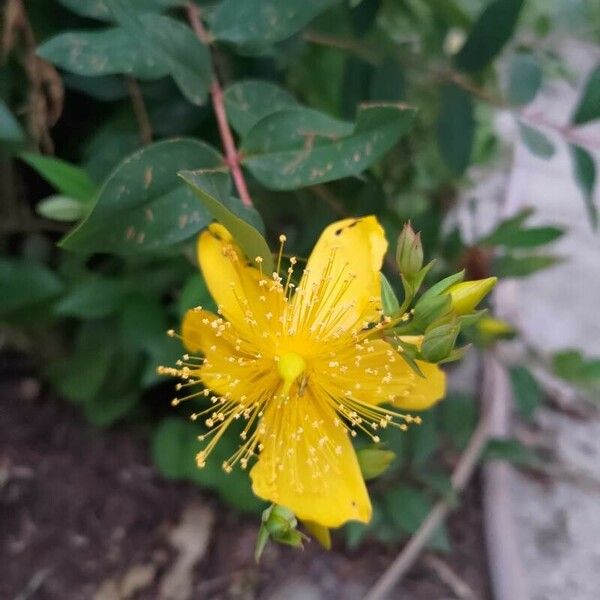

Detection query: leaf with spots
xmin=240 ymin=103 xmax=416 ymax=190
xmin=37 ymin=26 xmax=170 ymax=80
xmin=58 ymin=0 xmax=183 ymax=21
xmin=223 ymin=80 xmax=299 ymax=136
xmin=105 ymin=2 xmax=212 ymax=105
xmin=212 ymin=0 xmax=341 ymax=53
xmin=178 ymin=170 xmax=273 ymax=272
xmin=60 ymin=139 xmax=223 ymax=255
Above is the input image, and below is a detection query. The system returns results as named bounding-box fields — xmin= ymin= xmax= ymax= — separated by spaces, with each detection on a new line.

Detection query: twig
xmin=423 ymin=554 xmax=477 ymax=600
xmin=186 ymin=2 xmax=253 ymax=208
xmin=303 ymin=30 xmax=381 ymax=65
xmin=125 ymin=77 xmax=152 ymax=145
xmin=363 ymin=362 xmax=493 ymax=600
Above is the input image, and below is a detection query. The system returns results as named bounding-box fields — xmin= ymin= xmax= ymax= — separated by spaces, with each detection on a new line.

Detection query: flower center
xmin=277 ymin=352 xmax=306 ymax=396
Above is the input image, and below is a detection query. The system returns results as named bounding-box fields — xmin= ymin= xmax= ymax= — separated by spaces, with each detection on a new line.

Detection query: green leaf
xmin=492 ymin=254 xmax=561 ymax=277
xmin=572 ymin=65 xmax=600 ymax=125
xmin=406 ymin=415 xmax=439 ymax=467
xmin=36 ymin=195 xmax=89 ymax=222
xmin=152 ymin=417 xmax=195 ymax=480
xmin=552 ymin=349 xmax=600 ymax=389
xmin=48 ymin=322 xmax=114 ymax=403
xmin=212 ymin=0 xmax=340 ymax=52
xmin=508 ymin=52 xmax=542 ymax=105
xmin=240 ymin=103 xmax=416 ymax=190
xmin=436 ymin=84 xmax=474 ymax=175
xmin=569 ymin=144 xmax=597 ymax=230
xmin=380 ymin=273 xmax=401 ymax=316
xmin=518 ymin=121 xmax=555 ymax=159
xmin=0 ymin=258 xmax=63 ymax=316
xmin=60 ymin=139 xmax=222 ymax=254
xmin=483 ymin=438 xmax=540 ymax=467
xmin=178 ymin=170 xmax=274 ymax=272
xmin=383 ymin=485 xmax=450 ymax=551
xmin=510 ymin=366 xmax=543 ymax=419
xmin=0 ymin=99 xmax=25 ymax=144
xmin=439 ymin=393 xmax=476 ymax=450
xmin=455 ymin=0 xmax=525 ymax=72
xmin=37 ymin=27 xmax=170 ymax=79
xmin=20 ymin=153 xmax=96 ymax=201
xmin=58 ymin=0 xmax=182 ymax=21
xmin=106 ymin=3 xmax=212 ymax=105
xmin=55 ymin=277 xmax=127 ymax=319
xmin=369 ymin=59 xmax=406 ymax=102
xmin=223 ymin=80 xmax=299 ymax=136
xmin=479 ymin=212 xmax=563 ymax=248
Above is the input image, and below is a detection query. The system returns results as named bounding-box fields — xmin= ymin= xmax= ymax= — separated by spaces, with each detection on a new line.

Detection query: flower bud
xmin=263 ymin=504 xmax=297 ymax=538
xmin=357 ymin=447 xmax=396 ymax=481
xmin=447 ymin=277 xmax=497 ymax=315
xmin=421 ymin=322 xmax=460 ymax=362
xmin=396 ymin=223 xmax=424 ymax=276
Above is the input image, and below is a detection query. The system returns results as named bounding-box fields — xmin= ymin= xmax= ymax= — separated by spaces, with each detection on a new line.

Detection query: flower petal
xmin=197 ymin=223 xmax=283 ymax=340
xmin=250 ymin=388 xmax=371 ymax=528
xmin=292 ymin=216 xmax=388 ymax=335
xmin=318 ymin=338 xmax=446 ymax=412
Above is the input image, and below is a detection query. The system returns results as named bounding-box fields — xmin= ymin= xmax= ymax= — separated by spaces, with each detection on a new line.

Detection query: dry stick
xmin=125 ymin=77 xmax=152 ymax=145
xmin=186 ymin=2 xmax=253 ymax=208
xmin=362 ymin=358 xmax=496 ymax=600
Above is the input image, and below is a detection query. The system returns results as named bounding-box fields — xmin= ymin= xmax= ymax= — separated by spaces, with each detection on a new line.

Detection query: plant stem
xmin=362 ymin=354 xmax=495 ymax=600
xmin=186 ymin=2 xmax=253 ymax=208
xmin=125 ymin=77 xmax=152 ymax=145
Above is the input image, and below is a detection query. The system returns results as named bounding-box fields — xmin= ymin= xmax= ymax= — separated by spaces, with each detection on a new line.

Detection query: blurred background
xmin=1 ymin=1 xmax=599 ymax=599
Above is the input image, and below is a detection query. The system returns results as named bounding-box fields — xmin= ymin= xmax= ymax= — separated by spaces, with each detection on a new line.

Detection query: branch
xmin=362 ymin=356 xmax=495 ymax=600
xmin=125 ymin=77 xmax=152 ymax=145
xmin=186 ymin=2 xmax=253 ymax=208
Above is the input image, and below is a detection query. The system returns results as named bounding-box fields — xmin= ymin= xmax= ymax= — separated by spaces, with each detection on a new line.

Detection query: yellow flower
xmin=165 ymin=217 xmax=445 ymax=528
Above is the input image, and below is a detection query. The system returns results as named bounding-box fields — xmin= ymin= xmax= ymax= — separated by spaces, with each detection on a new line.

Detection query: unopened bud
xmin=396 ymin=223 xmax=424 ymax=276
xmin=447 ymin=277 xmax=497 ymax=315
xmin=357 ymin=447 xmax=396 ymax=481
xmin=421 ymin=322 xmax=460 ymax=362
xmin=263 ymin=504 xmax=297 ymax=538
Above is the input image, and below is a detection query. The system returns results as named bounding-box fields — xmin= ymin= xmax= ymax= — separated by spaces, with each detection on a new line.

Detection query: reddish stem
xmin=186 ymin=2 xmax=253 ymax=208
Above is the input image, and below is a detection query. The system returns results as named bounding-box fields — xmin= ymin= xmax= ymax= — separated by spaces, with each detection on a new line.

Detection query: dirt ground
xmin=1 ymin=375 xmax=490 ymax=600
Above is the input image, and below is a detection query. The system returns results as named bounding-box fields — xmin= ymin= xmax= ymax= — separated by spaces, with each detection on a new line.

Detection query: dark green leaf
xmin=106 ymin=3 xmax=212 ymax=105
xmin=0 ymin=258 xmax=63 ymax=316
xmin=37 ymin=27 xmax=170 ymax=79
xmin=224 ymin=80 xmax=299 ymax=136
xmin=212 ymin=0 xmax=340 ymax=51
xmin=455 ymin=0 xmax=525 ymax=72
xmin=406 ymin=415 xmax=439 ymax=467
xmin=439 ymin=392 xmax=476 ymax=449
xmin=58 ymin=0 xmax=182 ymax=21
xmin=369 ymin=59 xmax=405 ymax=102
xmin=178 ymin=170 xmax=273 ymax=272
xmin=426 ymin=0 xmax=471 ymax=29
xmin=55 ymin=277 xmax=127 ymax=319
xmin=20 ymin=153 xmax=97 ymax=201
xmin=510 ymin=366 xmax=543 ymax=419
xmin=569 ymin=144 xmax=597 ymax=230
xmin=492 ymin=254 xmax=561 ymax=277
xmin=552 ymin=349 xmax=600 ymax=389
xmin=36 ymin=195 xmax=89 ymax=222
xmin=508 ymin=52 xmax=542 ymax=105
xmin=61 ymin=139 xmax=222 ymax=254
xmin=152 ymin=417 xmax=195 ymax=480
xmin=436 ymin=84 xmax=474 ymax=175
xmin=518 ymin=122 xmax=555 ymax=159
xmin=572 ymin=65 xmax=600 ymax=125
xmin=177 ymin=273 xmax=215 ymax=318
xmin=241 ymin=104 xmax=416 ymax=190
xmin=0 ymin=99 xmax=25 ymax=144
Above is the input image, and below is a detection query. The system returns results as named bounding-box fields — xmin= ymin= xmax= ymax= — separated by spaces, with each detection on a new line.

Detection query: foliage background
xmin=1 ymin=0 xmax=599 ymax=551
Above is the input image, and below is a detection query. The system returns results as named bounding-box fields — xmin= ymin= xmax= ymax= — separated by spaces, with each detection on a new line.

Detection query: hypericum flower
xmin=160 ymin=217 xmax=445 ymax=528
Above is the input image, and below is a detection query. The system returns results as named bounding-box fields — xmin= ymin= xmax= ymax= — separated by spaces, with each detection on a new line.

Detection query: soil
xmin=1 ymin=376 xmax=490 ymax=600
